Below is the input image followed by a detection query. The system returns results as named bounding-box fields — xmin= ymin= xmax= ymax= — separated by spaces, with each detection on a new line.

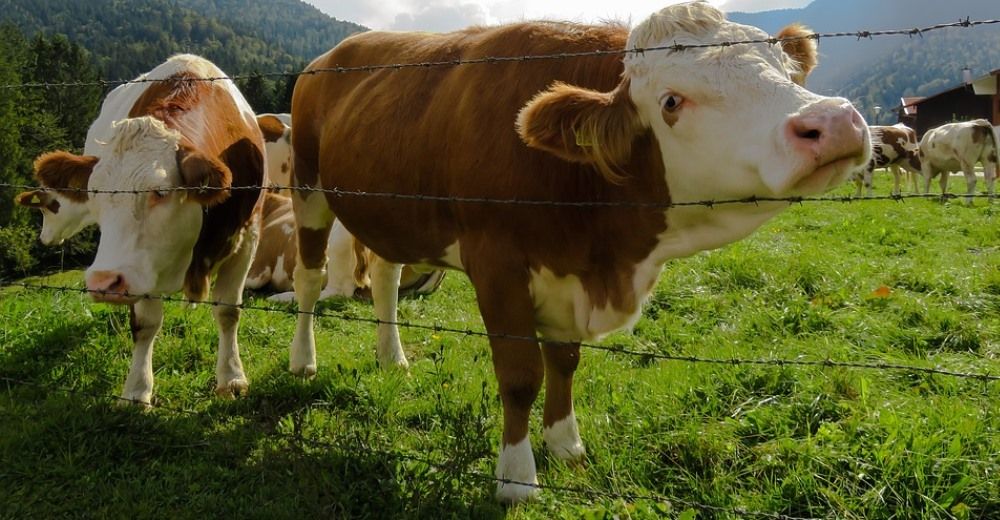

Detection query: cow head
xmin=16 ymin=182 xmax=95 ymax=246
xmin=518 ymin=2 xmax=870 ymax=203
xmin=32 ymin=117 xmax=231 ymax=303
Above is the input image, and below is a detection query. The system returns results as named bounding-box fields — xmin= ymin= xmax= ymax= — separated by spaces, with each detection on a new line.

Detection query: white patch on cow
xmin=543 ymin=411 xmax=585 ymax=461
xmin=281 ymin=222 xmax=294 ymax=237
xmin=271 ymin=255 xmax=289 ymax=289
xmin=495 ymin=437 xmax=540 ymax=503
xmin=289 ymin=265 xmax=325 ymax=377
xmin=295 ymin=191 xmax=334 ymax=230
xmin=427 ymin=241 xmax=462 ymax=270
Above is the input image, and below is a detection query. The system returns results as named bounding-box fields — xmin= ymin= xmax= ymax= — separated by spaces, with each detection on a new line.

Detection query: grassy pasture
xmin=1 ymin=176 xmax=998 ymax=519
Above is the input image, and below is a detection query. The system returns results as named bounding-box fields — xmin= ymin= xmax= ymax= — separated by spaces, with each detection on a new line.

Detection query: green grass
xmin=1 ymin=177 xmax=999 ymax=519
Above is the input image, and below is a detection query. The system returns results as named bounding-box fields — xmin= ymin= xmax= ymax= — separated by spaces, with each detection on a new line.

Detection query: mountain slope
xmin=0 ymin=0 xmax=366 ymax=80
xmin=728 ymin=0 xmax=1000 ymax=98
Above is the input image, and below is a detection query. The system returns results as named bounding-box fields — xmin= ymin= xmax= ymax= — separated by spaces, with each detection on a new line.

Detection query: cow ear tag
xmin=575 ymin=129 xmax=595 ymax=147
xmin=30 ymin=194 xmax=42 ymax=204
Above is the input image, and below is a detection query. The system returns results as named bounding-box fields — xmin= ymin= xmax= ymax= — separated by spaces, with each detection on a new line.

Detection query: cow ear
xmin=776 ymin=23 xmax=817 ymax=86
xmin=33 ymin=151 xmax=98 ymax=203
xmin=177 ymin=145 xmax=232 ymax=207
xmin=517 ymin=79 xmax=644 ymax=184
xmin=15 ymin=189 xmax=50 ymax=209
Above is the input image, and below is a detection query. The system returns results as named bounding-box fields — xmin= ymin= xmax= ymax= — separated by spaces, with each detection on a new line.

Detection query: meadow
xmin=1 ymin=177 xmax=998 ymax=519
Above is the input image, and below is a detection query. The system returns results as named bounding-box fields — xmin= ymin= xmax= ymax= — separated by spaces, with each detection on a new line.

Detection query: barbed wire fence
xmin=2 ymin=14 xmax=1000 ymax=517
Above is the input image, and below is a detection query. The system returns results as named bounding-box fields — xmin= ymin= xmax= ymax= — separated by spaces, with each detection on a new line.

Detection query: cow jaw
xmin=40 ymin=196 xmax=94 ymax=246
xmin=85 ymin=118 xmax=204 ymax=302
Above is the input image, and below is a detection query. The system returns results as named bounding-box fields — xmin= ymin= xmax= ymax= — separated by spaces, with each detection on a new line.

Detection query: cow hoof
xmin=376 ymin=356 xmax=409 ymax=371
xmin=116 ymin=395 xmax=152 ymax=409
xmin=495 ymin=480 xmax=541 ymax=504
xmin=215 ymin=378 xmax=250 ymax=398
xmin=289 ymin=364 xmax=317 ymax=378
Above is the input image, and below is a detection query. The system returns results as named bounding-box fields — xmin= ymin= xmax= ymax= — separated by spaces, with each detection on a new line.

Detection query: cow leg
xmin=962 ymin=163 xmax=978 ymax=205
xmin=542 ymin=341 xmax=585 ymax=461
xmin=985 ymin=162 xmax=997 ymax=203
xmin=210 ymin=224 xmax=258 ymax=398
xmin=466 ymin=256 xmax=543 ymax=503
xmin=939 ymin=171 xmax=950 ymax=200
xmin=289 ymin=190 xmax=335 ymax=377
xmin=852 ymin=173 xmax=862 ymax=197
xmin=370 ymin=255 xmax=407 ymax=368
xmin=320 ymin=220 xmax=360 ymax=299
xmin=889 ymin=165 xmax=902 ymax=196
xmin=863 ymin=168 xmax=874 ymax=197
xmin=121 ymin=300 xmax=163 ymax=406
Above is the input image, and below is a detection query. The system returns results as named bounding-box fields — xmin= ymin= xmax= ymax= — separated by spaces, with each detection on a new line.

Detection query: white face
xmin=37 ymin=195 xmax=94 ymax=246
xmin=625 ymin=4 xmax=869 ymax=203
xmin=85 ymin=118 xmax=205 ymax=301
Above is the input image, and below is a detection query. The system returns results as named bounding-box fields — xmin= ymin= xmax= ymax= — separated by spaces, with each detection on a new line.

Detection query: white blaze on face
xmin=624 ymin=3 xmax=869 ymax=204
xmin=86 ymin=117 xmax=205 ymax=298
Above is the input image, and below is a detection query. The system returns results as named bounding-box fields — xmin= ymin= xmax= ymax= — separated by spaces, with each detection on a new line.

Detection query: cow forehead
xmin=91 ymin=117 xmax=182 ymax=189
xmin=626 ymin=4 xmax=785 ymax=78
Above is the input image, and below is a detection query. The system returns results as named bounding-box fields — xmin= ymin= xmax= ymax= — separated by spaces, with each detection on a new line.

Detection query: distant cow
xmin=288 ymin=3 xmax=869 ymax=502
xmin=246 ymin=193 xmax=445 ymax=298
xmin=257 ymin=113 xmax=293 ymax=194
xmin=852 ymin=123 xmax=920 ymax=196
xmin=919 ymin=119 xmax=998 ymax=203
xmin=31 ymin=54 xmax=265 ymax=405
xmin=14 ymin=186 xmax=94 ymax=245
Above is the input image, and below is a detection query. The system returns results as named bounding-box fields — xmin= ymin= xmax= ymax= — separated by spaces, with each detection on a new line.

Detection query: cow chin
xmin=788 ymin=157 xmax=860 ymax=196
xmin=89 ymin=290 xmax=140 ymax=305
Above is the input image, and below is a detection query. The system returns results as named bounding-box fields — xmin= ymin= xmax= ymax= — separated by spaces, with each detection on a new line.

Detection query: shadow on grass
xmin=0 ymin=363 xmax=506 ymax=518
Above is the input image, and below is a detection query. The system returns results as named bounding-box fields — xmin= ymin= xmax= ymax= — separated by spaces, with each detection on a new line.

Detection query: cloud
xmin=391 ymin=3 xmax=489 ymax=31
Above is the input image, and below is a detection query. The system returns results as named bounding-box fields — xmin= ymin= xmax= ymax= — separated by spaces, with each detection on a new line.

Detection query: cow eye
xmin=662 ymin=94 xmax=684 ymax=112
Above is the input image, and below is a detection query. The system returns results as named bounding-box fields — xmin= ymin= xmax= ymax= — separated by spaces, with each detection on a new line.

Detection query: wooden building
xmin=897 ymin=69 xmax=999 ymax=136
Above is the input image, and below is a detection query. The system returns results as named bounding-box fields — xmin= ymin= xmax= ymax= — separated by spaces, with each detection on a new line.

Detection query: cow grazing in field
xmin=918 ymin=119 xmax=998 ymax=204
xmin=14 ymin=186 xmax=94 ymax=246
xmin=31 ymin=54 xmax=265 ymax=405
xmin=288 ymin=2 xmax=869 ymax=502
xmin=257 ymin=113 xmax=293 ymax=194
xmin=852 ymin=123 xmax=920 ymax=197
xmin=246 ymin=193 xmax=446 ymax=297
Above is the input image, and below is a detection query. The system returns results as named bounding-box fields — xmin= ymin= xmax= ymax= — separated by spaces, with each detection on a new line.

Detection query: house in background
xmin=897 ymin=68 xmax=999 ymax=136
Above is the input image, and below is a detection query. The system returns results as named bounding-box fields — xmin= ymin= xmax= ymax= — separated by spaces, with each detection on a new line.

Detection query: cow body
xmin=289 ymin=3 xmax=869 ymax=501
xmin=32 ymin=54 xmax=265 ymax=404
xmin=919 ymin=119 xmax=998 ymax=203
xmin=246 ymin=193 xmax=446 ymax=298
xmin=852 ymin=124 xmax=920 ymax=196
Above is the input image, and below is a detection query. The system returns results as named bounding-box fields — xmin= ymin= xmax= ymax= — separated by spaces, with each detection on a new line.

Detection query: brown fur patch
xmin=177 ymin=144 xmax=233 ymax=207
xmin=33 ymin=152 xmax=99 ymax=203
xmin=257 ymin=115 xmax=287 ymax=143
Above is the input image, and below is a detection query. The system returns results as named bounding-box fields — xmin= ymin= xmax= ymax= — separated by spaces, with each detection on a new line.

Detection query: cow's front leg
xmin=938 ymin=171 xmax=951 ymax=201
xmin=290 ymin=190 xmax=335 ymax=377
xmin=890 ymin=165 xmax=902 ymax=196
xmin=467 ymin=251 xmax=543 ymax=503
xmin=211 ymin=226 xmax=258 ymax=398
xmin=370 ymin=255 xmax=407 ymax=368
xmin=542 ymin=341 xmax=585 ymax=462
xmin=120 ymin=300 xmax=163 ymax=406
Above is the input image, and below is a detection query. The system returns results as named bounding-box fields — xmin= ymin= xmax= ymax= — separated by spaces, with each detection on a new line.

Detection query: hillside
xmin=0 ymin=0 xmax=365 ymax=81
xmin=729 ymin=0 xmax=1000 ymax=114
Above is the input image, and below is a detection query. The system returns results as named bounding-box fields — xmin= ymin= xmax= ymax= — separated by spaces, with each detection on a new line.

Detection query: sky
xmin=305 ymin=0 xmax=813 ymax=32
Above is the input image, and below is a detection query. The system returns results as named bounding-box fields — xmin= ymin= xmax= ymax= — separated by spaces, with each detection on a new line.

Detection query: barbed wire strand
xmin=2 ymin=183 xmax=996 ymax=209
xmin=3 ymin=281 xmax=997 ymax=383
xmin=0 ymin=18 xmax=997 ymax=90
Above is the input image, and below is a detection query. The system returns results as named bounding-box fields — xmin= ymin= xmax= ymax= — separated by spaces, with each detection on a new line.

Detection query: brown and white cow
xmin=852 ymin=123 xmax=920 ymax=197
xmin=289 ymin=3 xmax=869 ymax=501
xmin=32 ymin=54 xmax=265 ymax=405
xmin=246 ymin=192 xmax=446 ymax=297
xmin=257 ymin=113 xmax=293 ymax=194
xmin=919 ymin=119 xmax=998 ymax=204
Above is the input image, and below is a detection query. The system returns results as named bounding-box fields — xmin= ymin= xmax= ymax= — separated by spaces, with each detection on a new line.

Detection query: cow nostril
xmin=798 ymin=129 xmax=822 ymax=141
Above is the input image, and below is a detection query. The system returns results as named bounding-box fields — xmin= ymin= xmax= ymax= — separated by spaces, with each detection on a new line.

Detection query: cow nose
xmin=87 ymin=270 xmax=130 ymax=300
xmin=786 ymin=99 xmax=868 ymax=167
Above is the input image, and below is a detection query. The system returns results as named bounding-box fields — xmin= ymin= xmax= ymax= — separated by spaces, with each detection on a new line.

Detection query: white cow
xmin=919 ymin=119 xmax=998 ymax=203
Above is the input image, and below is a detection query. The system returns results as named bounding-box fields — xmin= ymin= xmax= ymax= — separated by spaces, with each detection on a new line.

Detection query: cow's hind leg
xmin=289 ymin=190 xmax=335 ymax=377
xmin=211 ymin=222 xmax=259 ymax=398
xmin=542 ymin=341 xmax=585 ymax=462
xmin=370 ymin=255 xmax=407 ymax=368
xmin=466 ymin=249 xmax=543 ymax=503
xmin=120 ymin=300 xmax=163 ymax=406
